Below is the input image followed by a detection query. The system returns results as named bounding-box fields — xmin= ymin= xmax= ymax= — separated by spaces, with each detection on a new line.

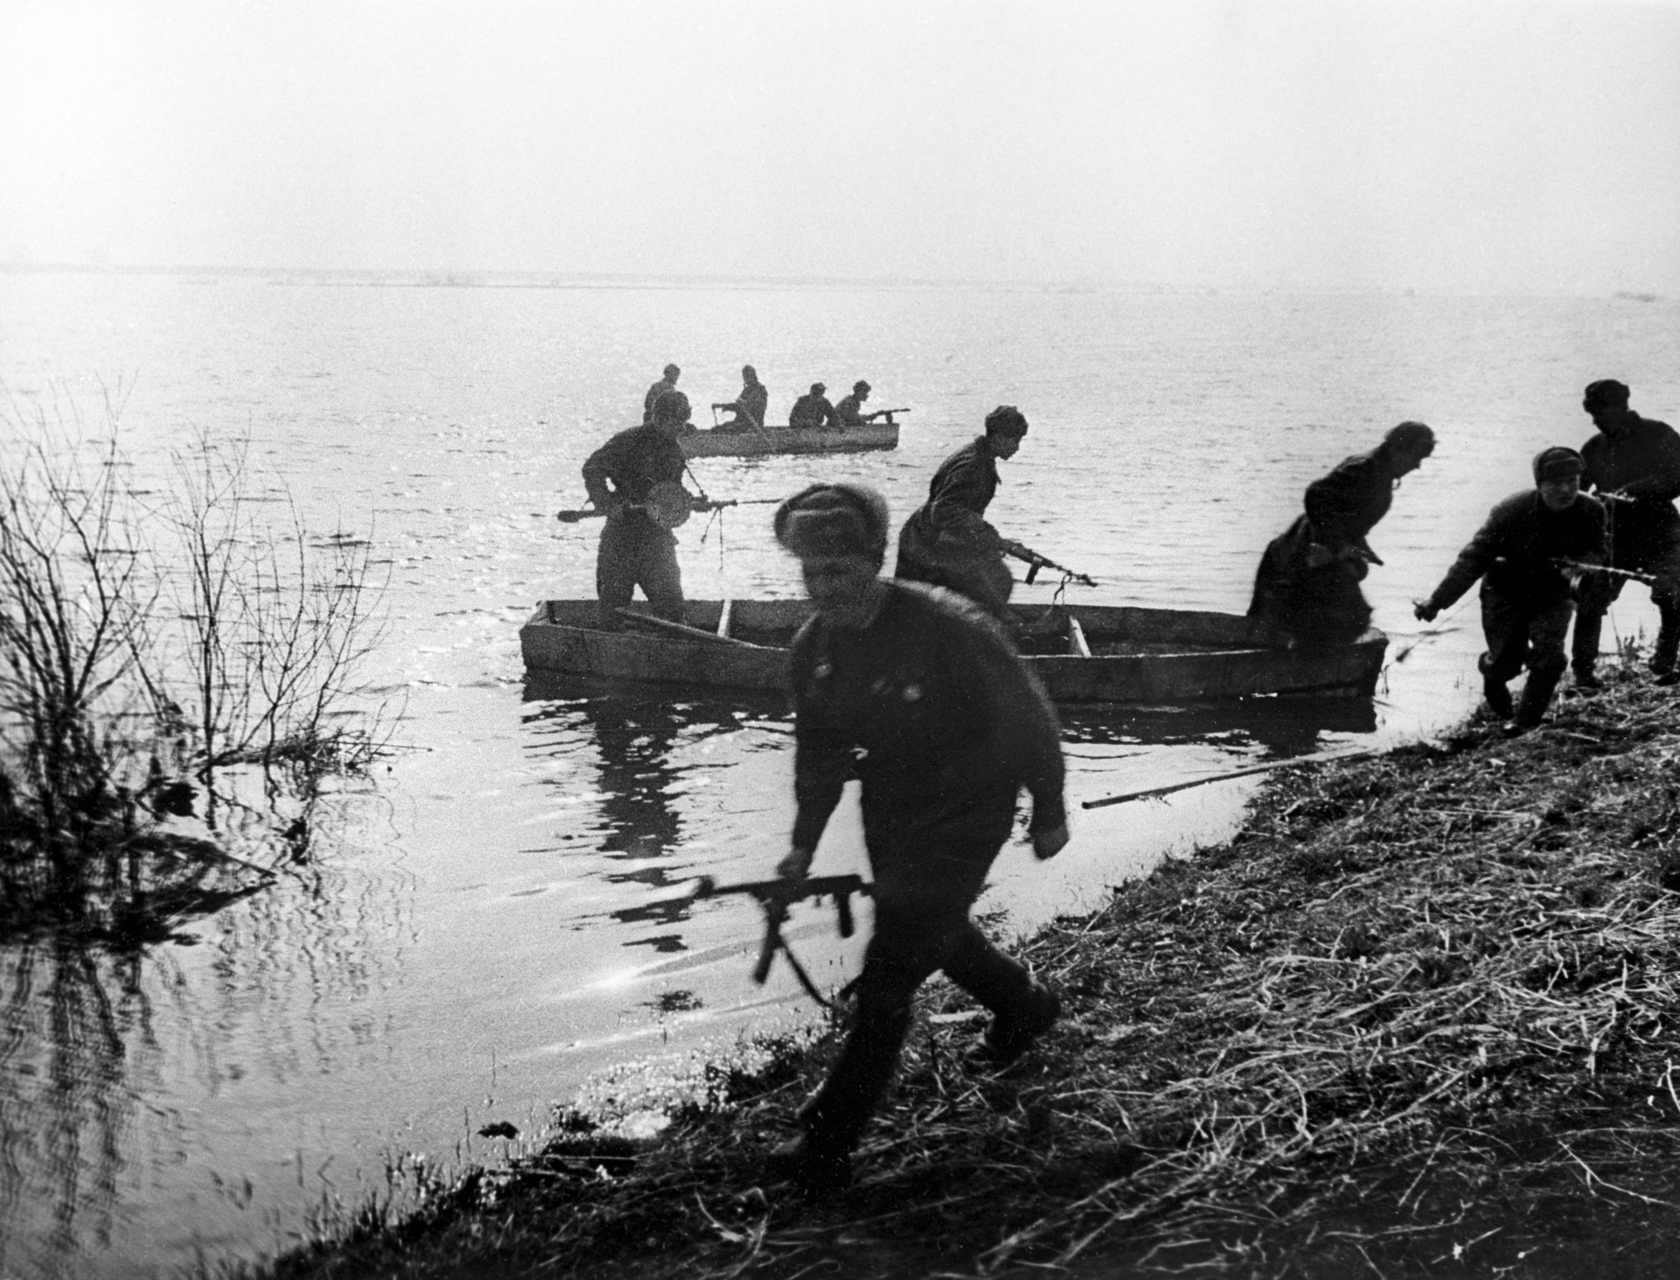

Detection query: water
xmin=0 ymin=271 xmax=1676 ymax=1277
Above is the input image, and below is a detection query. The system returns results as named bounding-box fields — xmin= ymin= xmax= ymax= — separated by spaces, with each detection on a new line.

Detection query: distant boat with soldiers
xmin=678 ymin=419 xmax=902 ymax=459
xmin=519 ymin=598 xmax=1387 ymax=703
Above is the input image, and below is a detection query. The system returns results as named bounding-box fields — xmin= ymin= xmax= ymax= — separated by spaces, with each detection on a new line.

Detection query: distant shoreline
xmin=1 ymin=263 xmax=1663 ymax=301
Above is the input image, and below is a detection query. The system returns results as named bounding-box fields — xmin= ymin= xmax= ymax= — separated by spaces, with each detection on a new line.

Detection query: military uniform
xmin=894 ymin=437 xmax=1015 ymax=623
xmin=1249 ymin=449 xmax=1397 ymax=646
xmin=1421 ymin=488 xmax=1607 ymax=725
xmin=788 ymin=579 xmax=1065 ymax=1161
xmin=720 ymin=381 xmax=768 ymax=432
xmin=834 ymin=393 xmax=869 ymax=426
xmin=581 ymin=424 xmax=688 ymax=628
xmin=1573 ymin=414 xmax=1680 ymax=677
xmin=790 ymin=391 xmax=839 ymax=430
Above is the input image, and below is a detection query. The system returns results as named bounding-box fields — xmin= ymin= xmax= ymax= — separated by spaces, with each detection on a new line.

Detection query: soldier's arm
xmin=1622 ymin=425 xmax=1680 ymax=502
xmin=944 ymin=609 xmax=1066 ymax=841
xmin=1421 ymin=506 xmax=1504 ymax=616
xmin=787 ymin=629 xmax=851 ymax=861
xmin=582 ymin=432 xmax=630 ymax=511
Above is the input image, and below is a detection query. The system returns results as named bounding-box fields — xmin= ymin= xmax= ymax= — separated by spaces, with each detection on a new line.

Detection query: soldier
xmin=1415 ymin=447 xmax=1607 ymax=731
xmin=894 ymin=405 xmax=1032 ymax=626
xmin=1570 ymin=379 xmax=1680 ymax=688
xmin=582 ymin=389 xmax=695 ymax=629
xmin=789 ymin=382 xmax=840 ymax=430
xmin=642 ymin=363 xmax=681 ymax=424
xmin=767 ymin=483 xmax=1069 ymax=1191
xmin=1249 ymin=421 xmax=1435 ymax=646
xmin=834 ymin=380 xmax=879 ymax=426
xmin=715 ymin=365 xmax=768 ymax=432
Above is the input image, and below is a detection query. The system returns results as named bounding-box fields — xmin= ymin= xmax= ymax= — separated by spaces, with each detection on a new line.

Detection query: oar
xmin=616 ymin=608 xmax=771 ymax=649
xmin=1081 ymin=745 xmax=1376 ymax=810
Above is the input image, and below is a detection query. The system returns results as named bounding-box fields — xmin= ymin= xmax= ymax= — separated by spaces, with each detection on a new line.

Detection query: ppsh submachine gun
xmin=673 ymin=873 xmax=872 ymax=1004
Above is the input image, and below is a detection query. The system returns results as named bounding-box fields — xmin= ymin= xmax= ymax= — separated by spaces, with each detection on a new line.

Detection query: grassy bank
xmin=265 ymin=653 xmax=1680 ymax=1279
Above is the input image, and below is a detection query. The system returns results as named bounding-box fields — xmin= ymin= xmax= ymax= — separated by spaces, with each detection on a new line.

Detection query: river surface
xmin=0 ymin=271 xmax=1675 ymax=1278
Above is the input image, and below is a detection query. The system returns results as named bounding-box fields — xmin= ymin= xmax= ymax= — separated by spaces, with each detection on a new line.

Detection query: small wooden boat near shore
xmin=679 ymin=422 xmax=898 ymax=459
xmin=520 ymin=599 xmax=1387 ymax=704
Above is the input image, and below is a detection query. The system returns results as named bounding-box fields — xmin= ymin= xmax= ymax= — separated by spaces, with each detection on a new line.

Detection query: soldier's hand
xmin=1032 ymin=822 xmax=1070 ymax=861
xmin=1414 ymin=600 xmax=1439 ymax=623
xmin=775 ymin=847 xmax=813 ymax=881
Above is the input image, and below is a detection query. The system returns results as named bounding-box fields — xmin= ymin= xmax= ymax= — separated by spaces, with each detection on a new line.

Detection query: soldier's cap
xmin=742 ymin=364 xmax=757 ymax=378
xmin=1583 ymin=379 xmax=1630 ymax=412
xmin=854 ymin=380 xmax=871 ymax=394
xmin=663 ymin=363 xmax=681 ymax=378
xmin=811 ymin=382 xmax=826 ymax=394
xmin=1533 ymin=446 xmax=1586 ymax=483
xmin=774 ymin=484 xmax=890 ymax=563
xmin=1384 ymin=421 xmax=1435 ymax=457
xmin=985 ymin=404 xmax=1029 ymax=437
xmin=651 ymin=389 xmax=691 ymax=425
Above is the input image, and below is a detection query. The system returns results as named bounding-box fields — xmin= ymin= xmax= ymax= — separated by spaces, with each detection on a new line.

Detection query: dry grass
xmin=264 ymin=653 xmax=1680 ymax=1280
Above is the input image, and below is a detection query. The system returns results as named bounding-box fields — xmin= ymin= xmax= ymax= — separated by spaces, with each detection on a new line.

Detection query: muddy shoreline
xmin=261 ymin=654 xmax=1680 ymax=1280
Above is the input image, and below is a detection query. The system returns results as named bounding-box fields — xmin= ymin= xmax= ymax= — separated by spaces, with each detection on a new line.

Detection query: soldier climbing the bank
xmin=766 ymin=483 xmax=1069 ymax=1192
xmin=1415 ymin=447 xmax=1607 ymax=733
xmin=894 ymin=405 xmax=1034 ymax=627
xmin=1248 ymin=421 xmax=1435 ymax=647
xmin=1571 ymin=379 xmax=1680 ymax=688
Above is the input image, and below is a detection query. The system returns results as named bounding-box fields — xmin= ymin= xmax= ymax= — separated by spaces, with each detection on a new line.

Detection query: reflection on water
xmin=523 ymin=674 xmax=791 ymax=953
xmin=1059 ymin=693 xmax=1378 ymax=758
xmin=0 ymin=784 xmax=405 ymax=1280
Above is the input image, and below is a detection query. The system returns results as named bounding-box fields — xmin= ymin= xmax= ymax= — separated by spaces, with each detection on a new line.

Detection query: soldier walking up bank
xmin=1571 ymin=379 xmax=1680 ymax=688
xmin=1415 ymin=447 xmax=1607 ymax=732
xmin=767 ymin=484 xmax=1069 ymax=1192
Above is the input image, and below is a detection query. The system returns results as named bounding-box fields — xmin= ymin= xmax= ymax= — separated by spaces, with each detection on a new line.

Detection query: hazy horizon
xmin=4 ymin=1 xmax=1678 ymax=296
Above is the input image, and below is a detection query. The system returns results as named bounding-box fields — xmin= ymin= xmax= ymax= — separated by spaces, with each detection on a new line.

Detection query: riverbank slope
xmin=264 ymin=653 xmax=1680 ymax=1279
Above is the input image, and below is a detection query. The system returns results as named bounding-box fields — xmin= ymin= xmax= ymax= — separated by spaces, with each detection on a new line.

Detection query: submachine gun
xmin=1003 ymin=540 xmax=1099 ymax=587
xmin=680 ymin=873 xmax=872 ymax=1003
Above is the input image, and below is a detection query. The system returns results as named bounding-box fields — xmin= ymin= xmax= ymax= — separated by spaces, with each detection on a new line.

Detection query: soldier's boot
xmin=1516 ymin=659 xmax=1565 ymax=729
xmin=1479 ymin=655 xmax=1514 ymax=719
xmin=1651 ymin=615 xmax=1680 ymax=683
xmin=970 ymin=982 xmax=1061 ymax=1070
xmin=764 ymin=1129 xmax=853 ymax=1193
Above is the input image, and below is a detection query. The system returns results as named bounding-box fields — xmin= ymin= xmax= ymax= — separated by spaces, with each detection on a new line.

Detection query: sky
xmin=1 ymin=0 xmax=1677 ymax=293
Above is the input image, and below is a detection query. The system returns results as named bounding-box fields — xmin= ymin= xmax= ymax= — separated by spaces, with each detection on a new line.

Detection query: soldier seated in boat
xmin=1248 ymin=420 xmax=1435 ymax=647
xmin=1570 ymin=379 xmax=1680 ymax=689
xmin=642 ymin=363 xmax=681 ymax=424
xmin=894 ymin=405 xmax=1032 ymax=628
xmin=765 ymin=482 xmax=1068 ymax=1193
xmin=582 ymin=389 xmax=699 ymax=630
xmin=834 ymin=380 xmax=883 ymax=426
xmin=1415 ymin=447 xmax=1606 ymax=732
xmin=789 ymin=383 xmax=840 ymax=430
xmin=714 ymin=365 xmax=768 ymax=433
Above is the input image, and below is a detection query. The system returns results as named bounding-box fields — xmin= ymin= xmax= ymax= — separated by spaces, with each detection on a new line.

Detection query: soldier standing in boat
xmin=582 ymin=389 xmax=696 ymax=629
xmin=715 ymin=365 xmax=768 ymax=433
xmin=1415 ymin=447 xmax=1607 ymax=732
xmin=894 ymin=405 xmax=1033 ymax=627
xmin=1248 ymin=421 xmax=1435 ymax=647
xmin=789 ymin=382 xmax=840 ymax=430
xmin=767 ymin=483 xmax=1068 ymax=1191
xmin=642 ymin=363 xmax=681 ymax=424
xmin=1569 ymin=379 xmax=1680 ymax=689
xmin=834 ymin=380 xmax=877 ymax=427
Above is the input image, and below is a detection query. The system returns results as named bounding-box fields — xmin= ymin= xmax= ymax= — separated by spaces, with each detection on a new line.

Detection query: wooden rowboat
xmin=678 ymin=422 xmax=898 ymax=459
xmin=520 ymin=599 xmax=1388 ymax=704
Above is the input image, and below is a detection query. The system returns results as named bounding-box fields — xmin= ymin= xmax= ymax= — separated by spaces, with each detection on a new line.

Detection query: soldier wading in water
xmin=767 ymin=483 xmax=1069 ymax=1191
